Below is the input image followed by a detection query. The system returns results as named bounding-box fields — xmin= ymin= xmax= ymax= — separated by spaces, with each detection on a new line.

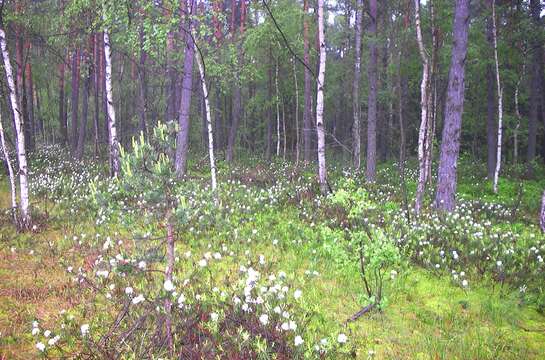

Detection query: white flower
xmin=337 ymin=333 xmax=348 ymax=343
xmin=294 ymin=335 xmax=304 ymax=346
xmin=48 ymin=335 xmax=60 ymax=346
xmin=210 ymin=312 xmax=219 ymax=322
xmin=80 ymin=324 xmax=90 ymax=337
xmin=259 ymin=314 xmax=269 ymax=325
xmin=32 ymin=327 xmax=40 ymax=336
xmin=281 ymin=322 xmax=289 ymax=331
xmin=320 ymin=338 xmax=328 ymax=346
xmin=178 ymin=294 xmax=186 ymax=304
xmin=138 ymin=261 xmax=147 ymax=269
xmin=125 ymin=287 xmax=134 ymax=295
xmin=198 ymin=259 xmax=207 ymax=267
xmin=36 ymin=342 xmax=46 ymax=352
xmin=44 ymin=330 xmax=51 ymax=338
xmin=294 ymin=289 xmax=302 ymax=299
xmin=132 ymin=294 xmax=145 ymax=305
xmin=496 ymin=260 xmax=502 ymax=267
xmin=289 ymin=320 xmax=297 ymax=330
xmin=164 ymin=279 xmax=175 ymax=292
xmin=390 ymin=269 xmax=398 ymax=280
xmin=462 ymin=279 xmax=469 ymax=288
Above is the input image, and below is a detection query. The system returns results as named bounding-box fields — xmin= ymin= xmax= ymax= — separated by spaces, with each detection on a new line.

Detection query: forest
xmin=1 ymin=0 xmax=545 ymax=358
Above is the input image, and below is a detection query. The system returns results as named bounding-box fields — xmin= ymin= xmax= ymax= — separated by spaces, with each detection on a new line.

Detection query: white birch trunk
xmin=103 ymin=27 xmax=120 ymax=177
xmin=195 ymin=43 xmax=217 ymax=194
xmin=293 ymin=58 xmax=300 ymax=166
xmin=316 ymin=0 xmax=328 ymax=194
xmin=514 ymin=64 xmax=524 ymax=164
xmin=0 ymin=25 xmax=30 ymax=226
xmin=492 ymin=0 xmax=503 ymax=194
xmin=282 ymin=97 xmax=286 ymax=160
xmin=0 ymin=108 xmax=17 ymax=223
xmin=275 ymin=59 xmax=280 ymax=157
xmin=414 ymin=0 xmax=431 ymax=215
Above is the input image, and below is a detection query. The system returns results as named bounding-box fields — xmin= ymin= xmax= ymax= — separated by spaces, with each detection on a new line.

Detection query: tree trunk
xmin=76 ymin=50 xmax=91 ymax=160
xmin=303 ymin=0 xmax=312 ymax=163
xmin=514 ymin=63 xmax=524 ymax=164
xmin=24 ymin=51 xmax=35 ymax=152
xmin=316 ymin=0 xmax=328 ymax=195
xmin=539 ymin=191 xmax=545 ymax=232
xmin=138 ymin=27 xmax=147 ymax=137
xmin=366 ymin=0 xmax=378 ymax=182
xmin=103 ymin=28 xmax=120 ymax=177
xmin=93 ymin=33 xmax=100 ymax=156
xmin=0 ymin=23 xmax=31 ymax=227
xmin=293 ymin=57 xmax=300 ymax=165
xmin=226 ymin=44 xmax=243 ymax=162
xmin=527 ymin=0 xmax=542 ymax=176
xmin=70 ymin=48 xmax=80 ymax=152
xmin=414 ymin=0 xmax=432 ymax=216
xmin=491 ymin=0 xmax=503 ymax=194
xmin=175 ymin=0 xmax=195 ymax=177
xmin=266 ymin=51 xmax=273 ymax=160
xmin=0 ymin=104 xmax=17 ymax=223
xmin=434 ymin=0 xmax=470 ymax=212
xmin=352 ymin=0 xmax=363 ymax=170
xmin=194 ymin=20 xmax=218 ymax=195
xmin=275 ymin=58 xmax=280 ymax=157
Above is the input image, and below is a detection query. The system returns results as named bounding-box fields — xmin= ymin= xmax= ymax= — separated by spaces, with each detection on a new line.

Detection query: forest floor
xmin=1 ymin=147 xmax=545 ymax=359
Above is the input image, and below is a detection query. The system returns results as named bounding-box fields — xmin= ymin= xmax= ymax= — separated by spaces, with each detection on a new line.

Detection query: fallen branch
xmin=346 ymin=303 xmax=375 ymax=323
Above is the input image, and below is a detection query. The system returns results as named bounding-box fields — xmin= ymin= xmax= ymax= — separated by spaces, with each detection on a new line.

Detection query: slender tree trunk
xmin=282 ymin=96 xmax=286 ymax=160
xmin=527 ymin=0 xmax=542 ymax=176
xmin=514 ymin=62 xmax=524 ymax=164
xmin=485 ymin=6 xmax=497 ymax=179
xmin=70 ymin=48 xmax=80 ymax=152
xmin=194 ymin=28 xmax=217 ymax=194
xmin=303 ymin=0 xmax=312 ymax=163
xmin=76 ymin=50 xmax=91 ymax=160
xmin=34 ymin=84 xmax=44 ymax=141
xmin=0 ymin=106 xmax=17 ymax=223
xmin=316 ymin=0 xmax=328 ymax=195
xmin=175 ymin=0 xmax=195 ymax=177
xmin=0 ymin=23 xmax=31 ymax=227
xmin=293 ymin=58 xmax=300 ymax=165
xmin=540 ymin=189 xmax=545 ymax=232
xmin=103 ymin=28 xmax=120 ymax=177
xmin=491 ymin=0 xmax=503 ymax=193
xmin=138 ymin=27 xmax=147 ymax=137
xmin=414 ymin=0 xmax=432 ymax=215
xmin=275 ymin=58 xmax=280 ymax=157
xmin=24 ymin=53 xmax=35 ymax=151
xmin=226 ymin=44 xmax=243 ymax=162
xmin=266 ymin=51 xmax=273 ymax=160
xmin=366 ymin=0 xmax=378 ymax=182
xmin=166 ymin=28 xmax=178 ymax=124
xmin=434 ymin=0 xmax=471 ymax=212
xmin=352 ymin=0 xmax=363 ymax=170
xmin=93 ymin=33 xmax=100 ymax=156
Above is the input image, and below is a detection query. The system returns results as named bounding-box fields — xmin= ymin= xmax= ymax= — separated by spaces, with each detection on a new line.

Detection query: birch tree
xmin=0 ymin=107 xmax=17 ymax=223
xmin=0 ymin=13 xmax=31 ymax=227
xmin=414 ymin=0 xmax=433 ymax=215
xmin=103 ymin=17 xmax=120 ymax=177
xmin=316 ymin=0 xmax=328 ymax=195
xmin=491 ymin=0 xmax=503 ymax=194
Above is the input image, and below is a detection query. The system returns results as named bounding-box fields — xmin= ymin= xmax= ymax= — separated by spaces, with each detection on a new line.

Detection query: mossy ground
xmin=1 ymin=165 xmax=545 ymax=359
